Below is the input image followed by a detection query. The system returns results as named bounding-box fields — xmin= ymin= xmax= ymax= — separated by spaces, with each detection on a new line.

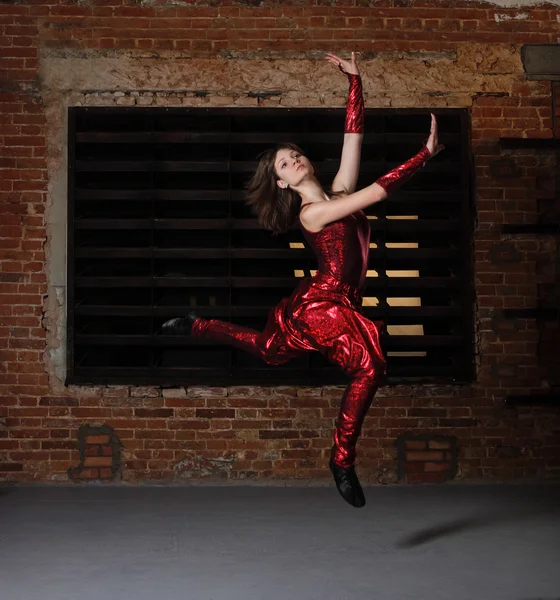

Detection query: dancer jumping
xmin=162 ymin=51 xmax=443 ymax=507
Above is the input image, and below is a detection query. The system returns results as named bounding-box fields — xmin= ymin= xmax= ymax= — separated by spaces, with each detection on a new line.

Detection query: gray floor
xmin=1 ymin=483 xmax=559 ymax=600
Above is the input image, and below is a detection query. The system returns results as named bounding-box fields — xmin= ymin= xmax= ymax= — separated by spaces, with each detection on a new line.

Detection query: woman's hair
xmin=245 ymin=142 xmax=305 ymax=236
xmin=245 ymin=142 xmax=346 ymax=236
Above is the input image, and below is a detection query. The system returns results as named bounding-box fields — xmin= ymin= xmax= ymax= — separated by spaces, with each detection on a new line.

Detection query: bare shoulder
xmin=299 ymin=204 xmax=325 ymax=233
xmin=301 ymin=184 xmax=387 ymax=231
xmin=299 ymin=193 xmax=349 ymax=233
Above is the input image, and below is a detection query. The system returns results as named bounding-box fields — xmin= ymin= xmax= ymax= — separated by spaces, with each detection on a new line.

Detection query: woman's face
xmin=274 ymin=148 xmax=313 ymax=189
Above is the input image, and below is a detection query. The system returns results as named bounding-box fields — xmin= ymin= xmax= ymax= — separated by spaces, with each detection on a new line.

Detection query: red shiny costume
xmin=344 ymin=74 xmax=363 ymax=133
xmin=192 ymin=208 xmax=386 ymax=469
xmin=190 ymin=73 xmax=430 ymax=470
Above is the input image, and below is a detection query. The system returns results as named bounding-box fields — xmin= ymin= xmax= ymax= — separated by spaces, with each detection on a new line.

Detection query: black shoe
xmin=160 ymin=311 xmax=198 ymax=335
xmin=329 ymin=454 xmax=366 ymax=508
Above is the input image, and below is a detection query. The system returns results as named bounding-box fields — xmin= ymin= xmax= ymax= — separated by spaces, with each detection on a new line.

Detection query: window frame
xmin=66 ymin=106 xmax=475 ymax=387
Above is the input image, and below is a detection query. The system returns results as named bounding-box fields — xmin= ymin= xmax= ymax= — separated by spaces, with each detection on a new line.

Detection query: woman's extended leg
xmin=191 ymin=299 xmax=312 ymax=366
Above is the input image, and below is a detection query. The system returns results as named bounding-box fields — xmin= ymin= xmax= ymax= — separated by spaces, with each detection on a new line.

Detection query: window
xmin=67 ymin=107 xmax=473 ymax=386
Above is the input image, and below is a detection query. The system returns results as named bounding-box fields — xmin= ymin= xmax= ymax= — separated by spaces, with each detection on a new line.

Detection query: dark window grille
xmin=67 ymin=107 xmax=474 ymax=386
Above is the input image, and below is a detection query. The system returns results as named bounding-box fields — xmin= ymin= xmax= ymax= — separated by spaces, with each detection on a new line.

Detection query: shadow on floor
xmin=397 ymin=503 xmax=560 ymax=548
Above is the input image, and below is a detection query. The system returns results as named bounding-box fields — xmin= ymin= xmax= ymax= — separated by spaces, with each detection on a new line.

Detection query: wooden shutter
xmin=67 ymin=107 xmax=473 ymax=386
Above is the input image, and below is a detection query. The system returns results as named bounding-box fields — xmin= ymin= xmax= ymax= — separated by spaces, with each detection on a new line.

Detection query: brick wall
xmin=1 ymin=0 xmax=559 ymax=484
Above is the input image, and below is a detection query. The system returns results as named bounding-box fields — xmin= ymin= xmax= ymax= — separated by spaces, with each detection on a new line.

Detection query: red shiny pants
xmin=191 ymin=273 xmax=386 ymax=469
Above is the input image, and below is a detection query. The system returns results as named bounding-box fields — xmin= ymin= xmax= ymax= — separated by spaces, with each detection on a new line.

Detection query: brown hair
xmin=245 ymin=143 xmax=307 ymax=236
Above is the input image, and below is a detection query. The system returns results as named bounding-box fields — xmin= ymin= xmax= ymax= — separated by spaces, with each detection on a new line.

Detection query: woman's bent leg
xmin=300 ymin=306 xmax=386 ymax=470
xmin=191 ymin=300 xmax=310 ymax=366
xmin=332 ymin=373 xmax=381 ymax=469
xmin=316 ymin=318 xmax=385 ymax=507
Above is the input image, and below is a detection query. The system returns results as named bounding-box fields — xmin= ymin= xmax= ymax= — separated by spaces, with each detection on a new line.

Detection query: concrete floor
xmin=1 ymin=483 xmax=559 ymax=600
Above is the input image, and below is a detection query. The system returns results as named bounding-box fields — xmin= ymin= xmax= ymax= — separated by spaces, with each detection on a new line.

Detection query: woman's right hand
xmin=425 ymin=113 xmax=445 ymax=157
xmin=325 ymin=51 xmax=360 ymax=76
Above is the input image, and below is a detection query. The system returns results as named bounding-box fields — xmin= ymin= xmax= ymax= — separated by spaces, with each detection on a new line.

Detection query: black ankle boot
xmin=329 ymin=451 xmax=366 ymax=508
xmin=160 ymin=311 xmax=198 ymax=335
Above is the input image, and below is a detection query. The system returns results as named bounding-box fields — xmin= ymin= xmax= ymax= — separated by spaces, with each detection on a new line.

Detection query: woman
xmin=162 ymin=52 xmax=443 ymax=508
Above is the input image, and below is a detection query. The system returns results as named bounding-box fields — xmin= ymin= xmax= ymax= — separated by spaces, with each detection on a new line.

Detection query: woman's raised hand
xmin=425 ymin=113 xmax=445 ymax=157
xmin=326 ymin=51 xmax=360 ymax=76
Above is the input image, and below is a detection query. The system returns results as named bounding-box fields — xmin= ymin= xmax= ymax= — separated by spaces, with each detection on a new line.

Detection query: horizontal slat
xmin=75 ymin=305 xmax=463 ymax=318
xmin=74 ymin=217 xmax=461 ymax=233
xmin=75 ymin=189 xmax=229 ymax=201
xmin=74 ymin=188 xmax=462 ymax=203
xmin=232 ymin=189 xmax=462 ymax=203
xmin=74 ymin=248 xmax=458 ymax=262
xmin=77 ymin=131 xmax=230 ymax=143
xmin=383 ymin=219 xmax=460 ymax=232
xmin=75 ymin=219 xmax=154 ymax=230
xmin=385 ymin=335 xmax=464 ymax=348
xmin=75 ymin=275 xmax=462 ymax=288
xmin=75 ymin=334 xmax=465 ymax=347
xmin=76 ymin=131 xmax=463 ymax=144
xmin=75 ymin=218 xmax=229 ymax=230
xmin=386 ymin=365 xmax=469 ymax=379
xmin=76 ymin=248 xmax=230 ymax=259
xmin=75 ymin=160 xmax=228 ymax=172
xmin=75 ymin=160 xmax=461 ymax=175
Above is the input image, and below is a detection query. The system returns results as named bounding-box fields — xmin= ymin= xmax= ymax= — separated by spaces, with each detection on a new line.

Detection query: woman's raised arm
xmin=326 ymin=52 xmax=363 ymax=195
xmin=301 ymin=114 xmax=444 ymax=232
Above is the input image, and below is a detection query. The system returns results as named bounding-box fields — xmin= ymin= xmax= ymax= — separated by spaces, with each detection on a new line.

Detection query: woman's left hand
xmin=326 ymin=52 xmax=360 ymax=76
xmin=426 ymin=113 xmax=445 ymax=158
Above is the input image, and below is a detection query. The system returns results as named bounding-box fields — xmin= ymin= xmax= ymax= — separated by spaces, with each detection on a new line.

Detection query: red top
xmin=298 ymin=205 xmax=370 ymax=290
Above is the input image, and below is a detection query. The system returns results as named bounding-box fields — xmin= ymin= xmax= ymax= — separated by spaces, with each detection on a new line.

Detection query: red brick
xmin=84 ymin=456 xmax=113 ymax=468
xmin=424 ymin=461 xmax=452 ymax=472
xmin=78 ymin=468 xmax=100 ymax=479
xmin=259 ymin=430 xmax=299 ymax=440
xmin=405 ymin=461 xmax=424 ymax=474
xmin=194 ymin=408 xmax=236 ymax=419
xmin=86 ymin=435 xmax=110 ymax=445
xmin=134 ymin=408 xmax=173 ymax=418
xmin=0 ymin=462 xmax=23 ymax=472
xmin=430 ymin=440 xmax=451 ymax=450
xmin=9 ymin=429 xmax=49 ymax=439
xmin=404 ymin=440 xmax=427 ymax=450
xmin=406 ymin=451 xmax=444 ymax=461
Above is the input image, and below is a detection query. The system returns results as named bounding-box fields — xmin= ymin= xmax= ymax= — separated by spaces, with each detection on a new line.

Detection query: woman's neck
xmin=293 ymin=178 xmax=330 ymax=204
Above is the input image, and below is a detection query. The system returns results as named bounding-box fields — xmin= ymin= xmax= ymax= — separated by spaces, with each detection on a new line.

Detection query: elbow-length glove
xmin=344 ymin=74 xmax=364 ymax=134
xmin=375 ymin=145 xmax=432 ymax=195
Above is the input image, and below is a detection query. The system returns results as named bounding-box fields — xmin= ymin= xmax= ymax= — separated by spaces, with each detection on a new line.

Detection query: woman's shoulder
xmin=299 ymin=193 xmax=354 ymax=233
xmin=299 ymin=202 xmax=324 ymax=233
